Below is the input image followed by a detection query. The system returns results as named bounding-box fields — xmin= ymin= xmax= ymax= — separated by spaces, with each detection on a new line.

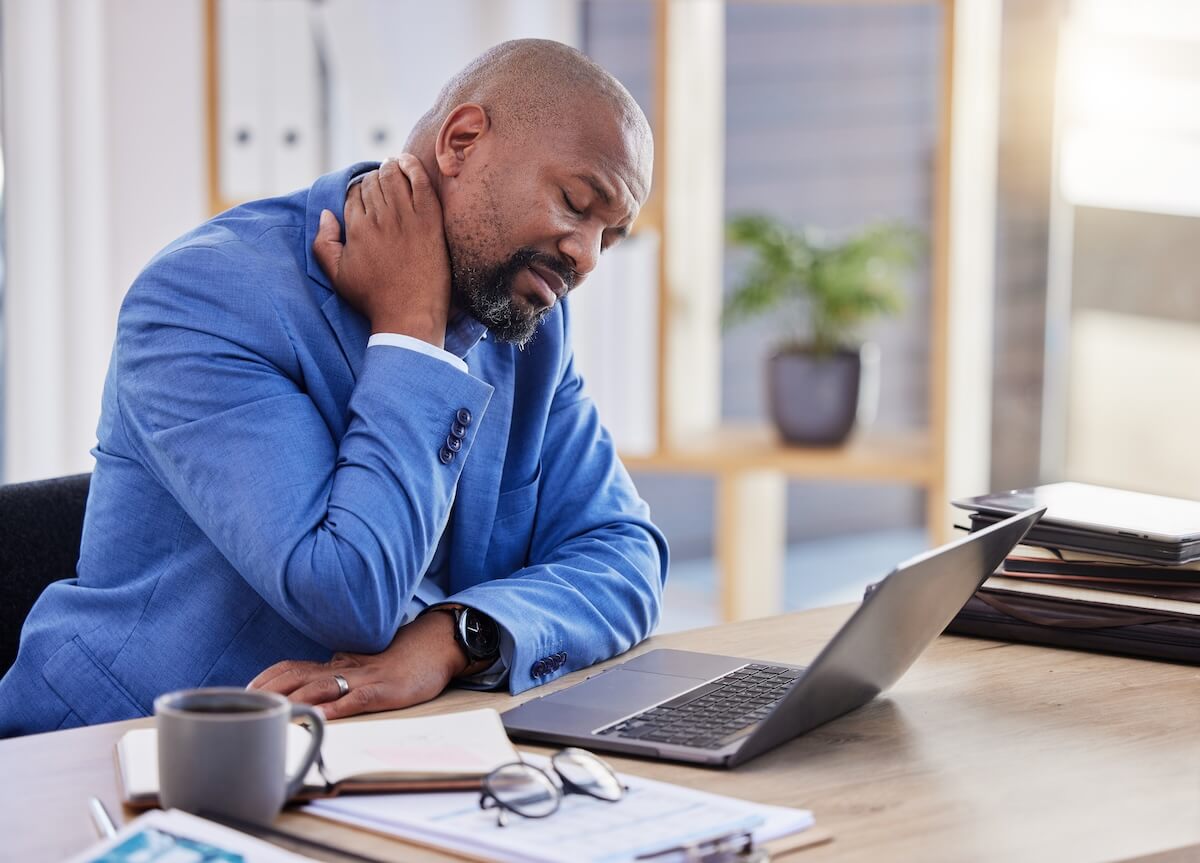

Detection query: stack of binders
xmin=946 ymin=482 xmax=1200 ymax=664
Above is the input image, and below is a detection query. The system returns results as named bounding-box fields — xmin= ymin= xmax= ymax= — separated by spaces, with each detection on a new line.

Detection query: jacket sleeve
xmin=114 ymin=243 xmax=494 ymax=653
xmin=446 ymin=302 xmax=670 ymax=693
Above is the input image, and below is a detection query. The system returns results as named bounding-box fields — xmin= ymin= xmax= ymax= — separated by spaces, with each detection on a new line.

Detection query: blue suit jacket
xmin=0 ymin=164 xmax=668 ymax=737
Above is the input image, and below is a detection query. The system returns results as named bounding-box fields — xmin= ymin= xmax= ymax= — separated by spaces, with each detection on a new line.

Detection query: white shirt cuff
xmin=367 ymin=332 xmax=468 ymax=373
xmin=455 ymin=654 xmax=510 ymax=691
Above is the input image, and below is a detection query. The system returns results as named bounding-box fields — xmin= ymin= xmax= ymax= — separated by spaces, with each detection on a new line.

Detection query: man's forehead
xmin=556 ymin=119 xmax=651 ymax=208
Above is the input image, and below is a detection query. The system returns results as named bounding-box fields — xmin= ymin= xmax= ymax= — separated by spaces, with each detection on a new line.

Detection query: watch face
xmin=460 ymin=609 xmax=500 ymax=658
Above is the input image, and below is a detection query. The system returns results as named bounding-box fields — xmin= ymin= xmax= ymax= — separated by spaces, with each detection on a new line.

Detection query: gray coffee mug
xmin=155 ymin=687 xmax=325 ymax=825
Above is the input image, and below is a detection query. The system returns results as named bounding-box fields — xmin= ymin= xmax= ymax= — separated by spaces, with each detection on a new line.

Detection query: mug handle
xmin=284 ymin=703 xmax=326 ymax=800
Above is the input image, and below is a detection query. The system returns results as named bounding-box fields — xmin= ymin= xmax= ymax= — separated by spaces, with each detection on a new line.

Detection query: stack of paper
xmin=945 ymin=484 xmax=1200 ymax=663
xmin=953 ymin=483 xmax=1200 ymax=619
xmin=986 ymin=540 xmax=1200 ymax=619
xmin=982 ymin=573 xmax=1200 ymax=619
xmin=304 ymin=753 xmax=815 ymax=863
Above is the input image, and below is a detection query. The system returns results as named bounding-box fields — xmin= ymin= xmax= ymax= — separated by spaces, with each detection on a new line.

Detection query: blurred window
xmin=1046 ymin=0 xmax=1200 ymax=498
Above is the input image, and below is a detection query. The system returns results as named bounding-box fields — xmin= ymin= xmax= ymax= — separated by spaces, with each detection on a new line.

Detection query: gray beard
xmin=450 ymin=252 xmax=554 ymax=348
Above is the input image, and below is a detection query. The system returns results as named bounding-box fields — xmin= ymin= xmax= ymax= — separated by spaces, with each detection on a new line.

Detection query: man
xmin=0 ymin=39 xmax=667 ymax=736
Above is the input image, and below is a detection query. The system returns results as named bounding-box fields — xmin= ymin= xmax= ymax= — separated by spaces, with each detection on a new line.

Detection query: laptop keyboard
xmin=597 ymin=663 xmax=803 ymax=750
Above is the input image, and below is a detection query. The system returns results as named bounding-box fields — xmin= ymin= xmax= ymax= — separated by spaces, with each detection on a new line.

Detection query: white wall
xmin=2 ymin=0 xmax=208 ymax=482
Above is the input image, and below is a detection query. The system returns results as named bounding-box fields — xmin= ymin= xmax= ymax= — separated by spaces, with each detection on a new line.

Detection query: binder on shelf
xmin=262 ymin=0 xmax=322 ymax=194
xmin=217 ymin=0 xmax=266 ymax=202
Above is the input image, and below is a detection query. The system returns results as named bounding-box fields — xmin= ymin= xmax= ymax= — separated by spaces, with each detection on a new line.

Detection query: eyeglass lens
xmin=485 ymin=763 xmax=559 ymax=818
xmin=552 ymin=748 xmax=624 ymax=802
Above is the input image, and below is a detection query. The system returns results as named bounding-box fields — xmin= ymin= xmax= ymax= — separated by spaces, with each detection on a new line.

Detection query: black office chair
xmin=0 ymin=473 xmax=91 ymax=674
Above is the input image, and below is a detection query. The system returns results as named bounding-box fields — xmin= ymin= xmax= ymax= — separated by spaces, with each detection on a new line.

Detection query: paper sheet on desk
xmin=304 ymin=754 xmax=815 ymax=863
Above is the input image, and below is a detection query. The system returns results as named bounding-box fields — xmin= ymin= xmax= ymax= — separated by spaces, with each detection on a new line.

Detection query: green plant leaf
xmin=724 ymin=213 xmax=920 ymax=352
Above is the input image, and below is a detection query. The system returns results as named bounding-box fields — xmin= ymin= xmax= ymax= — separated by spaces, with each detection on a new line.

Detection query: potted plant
xmin=723 ymin=215 xmax=919 ymax=445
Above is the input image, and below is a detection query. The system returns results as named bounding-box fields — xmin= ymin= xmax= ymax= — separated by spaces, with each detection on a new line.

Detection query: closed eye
xmin=601 ymin=226 xmax=630 ymax=254
xmin=562 ymin=190 xmax=584 ymax=217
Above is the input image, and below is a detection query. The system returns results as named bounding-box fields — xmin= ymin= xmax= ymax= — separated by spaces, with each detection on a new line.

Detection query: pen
xmin=88 ymin=796 xmax=118 ymax=839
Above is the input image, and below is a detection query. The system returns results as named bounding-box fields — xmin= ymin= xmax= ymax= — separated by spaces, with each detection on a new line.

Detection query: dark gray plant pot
xmin=767 ymin=346 xmax=872 ymax=445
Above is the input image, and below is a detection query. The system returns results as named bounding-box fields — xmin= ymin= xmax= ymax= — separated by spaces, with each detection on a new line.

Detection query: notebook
xmin=117 ymin=707 xmax=518 ymax=807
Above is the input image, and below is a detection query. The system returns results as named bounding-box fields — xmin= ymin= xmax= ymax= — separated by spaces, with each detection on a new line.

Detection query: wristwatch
xmin=426 ymin=604 xmax=501 ymax=669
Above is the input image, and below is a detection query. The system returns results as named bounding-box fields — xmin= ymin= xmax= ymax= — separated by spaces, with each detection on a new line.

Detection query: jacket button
xmin=531 ymin=660 xmax=547 ymax=677
xmin=450 ymin=421 xmax=467 ymax=439
xmin=439 ymin=446 xmax=455 ymax=465
xmin=556 ymin=652 xmax=567 ymax=666
xmin=456 ymin=408 xmax=472 ymax=426
xmin=445 ymin=435 xmax=462 ymax=453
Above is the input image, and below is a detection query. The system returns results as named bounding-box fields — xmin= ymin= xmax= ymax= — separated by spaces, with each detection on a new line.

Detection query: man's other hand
xmin=312 ymin=154 xmax=452 ymax=348
xmin=247 ymin=610 xmax=468 ymax=720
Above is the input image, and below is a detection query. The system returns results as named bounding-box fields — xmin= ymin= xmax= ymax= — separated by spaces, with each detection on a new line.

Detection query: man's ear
xmin=435 ymin=104 xmax=490 ymax=178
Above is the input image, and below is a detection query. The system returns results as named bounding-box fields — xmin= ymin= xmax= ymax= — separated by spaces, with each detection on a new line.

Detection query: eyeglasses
xmin=478 ymin=748 xmax=626 ymax=827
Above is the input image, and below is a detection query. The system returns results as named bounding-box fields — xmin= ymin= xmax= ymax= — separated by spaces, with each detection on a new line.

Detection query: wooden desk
xmin=4 ymin=604 xmax=1199 ymax=862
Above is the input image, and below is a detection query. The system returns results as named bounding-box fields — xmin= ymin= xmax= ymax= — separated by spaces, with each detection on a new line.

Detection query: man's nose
xmin=561 ymin=226 xmax=602 ymax=277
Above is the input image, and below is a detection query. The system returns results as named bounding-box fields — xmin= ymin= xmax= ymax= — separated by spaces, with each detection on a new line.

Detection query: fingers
xmin=379 ymin=156 xmax=415 ymax=214
xmin=359 ymin=169 xmax=385 ymax=221
xmin=248 ymin=662 xmax=434 ymax=722
xmin=275 ymin=673 xmax=388 ymax=721
xmin=315 ymin=678 xmax=437 ymax=721
xmin=289 ymin=672 xmax=357 ymax=707
xmin=346 ymin=156 xmax=431 ymax=227
xmin=310 ymin=209 xmax=343 ymax=280
xmin=344 ymin=179 xmax=366 ymax=221
xmin=318 ymin=683 xmax=387 ymax=721
xmin=242 ymin=662 xmax=307 ymax=696
xmin=394 ymin=154 xmax=434 ymax=211
xmin=248 ymin=622 xmax=455 ymax=721
xmin=342 ymin=183 xmax=366 ymax=248
xmin=247 ymin=658 xmax=318 ymax=694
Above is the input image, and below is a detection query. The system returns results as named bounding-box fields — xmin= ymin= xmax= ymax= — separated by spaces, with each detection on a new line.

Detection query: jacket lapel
xmin=449 ymin=342 xmax=514 ymax=592
xmin=319 ymin=292 xmax=370 ymax=381
xmin=305 ymin=161 xmax=378 ymax=380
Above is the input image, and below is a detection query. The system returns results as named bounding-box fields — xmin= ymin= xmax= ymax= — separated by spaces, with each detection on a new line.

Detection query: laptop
xmin=502 ymin=507 xmax=1044 ymax=767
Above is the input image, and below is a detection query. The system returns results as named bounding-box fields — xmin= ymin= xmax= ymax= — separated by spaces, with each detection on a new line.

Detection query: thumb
xmin=312 ymin=209 xmax=343 ymax=279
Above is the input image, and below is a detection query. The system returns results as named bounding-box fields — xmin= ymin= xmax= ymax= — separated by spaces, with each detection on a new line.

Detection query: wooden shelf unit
xmin=623 ymin=424 xmax=936 ymax=484
xmin=624 ymin=0 xmax=955 ymax=622
xmin=623 ymin=423 xmax=949 ymax=623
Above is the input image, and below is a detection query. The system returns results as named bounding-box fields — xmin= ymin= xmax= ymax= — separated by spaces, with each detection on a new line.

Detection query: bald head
xmin=408 ymin=39 xmax=653 ymax=347
xmin=409 ymin=39 xmax=650 ymax=165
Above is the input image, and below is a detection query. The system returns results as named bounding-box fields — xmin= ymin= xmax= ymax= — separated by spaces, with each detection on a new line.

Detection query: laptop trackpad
xmin=547 ymin=666 xmax=692 ymax=715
